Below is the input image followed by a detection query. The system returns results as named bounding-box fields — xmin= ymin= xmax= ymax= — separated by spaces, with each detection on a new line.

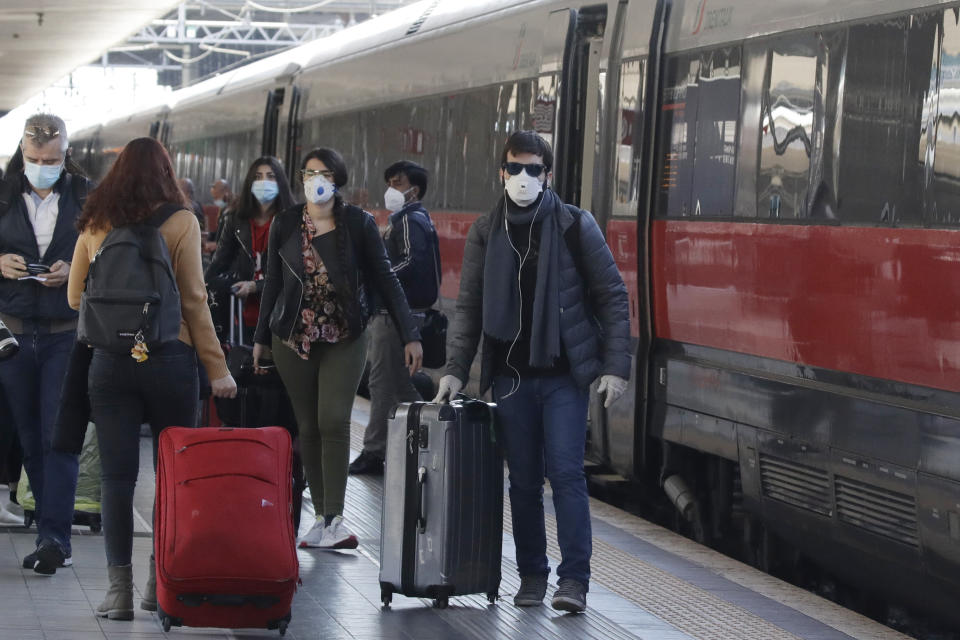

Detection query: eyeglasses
xmin=23 ymin=125 xmax=60 ymax=139
xmin=502 ymin=162 xmax=546 ymax=178
xmin=301 ymin=169 xmax=335 ymax=182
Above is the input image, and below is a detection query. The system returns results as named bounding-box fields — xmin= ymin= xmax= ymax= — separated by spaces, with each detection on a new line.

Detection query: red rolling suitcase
xmin=155 ymin=426 xmax=298 ymax=634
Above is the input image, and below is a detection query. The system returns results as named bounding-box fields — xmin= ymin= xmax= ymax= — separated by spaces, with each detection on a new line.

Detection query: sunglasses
xmin=23 ymin=125 xmax=60 ymax=139
xmin=502 ymin=162 xmax=546 ymax=178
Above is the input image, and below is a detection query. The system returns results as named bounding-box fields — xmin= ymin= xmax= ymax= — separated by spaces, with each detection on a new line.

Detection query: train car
xmin=73 ymin=0 xmax=960 ymax=628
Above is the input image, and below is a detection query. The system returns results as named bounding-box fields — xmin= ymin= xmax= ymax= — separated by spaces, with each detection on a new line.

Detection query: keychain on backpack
xmin=131 ymin=330 xmax=149 ymax=363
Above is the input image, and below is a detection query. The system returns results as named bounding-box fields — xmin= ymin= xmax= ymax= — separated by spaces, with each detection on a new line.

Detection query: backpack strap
xmin=562 ymin=203 xmax=588 ymax=287
xmin=70 ymin=174 xmax=89 ymax=210
xmin=147 ymin=203 xmax=184 ymax=228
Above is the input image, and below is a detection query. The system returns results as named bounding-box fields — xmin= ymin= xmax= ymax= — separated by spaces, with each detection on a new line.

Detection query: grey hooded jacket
xmin=445 ymin=199 xmax=631 ymax=393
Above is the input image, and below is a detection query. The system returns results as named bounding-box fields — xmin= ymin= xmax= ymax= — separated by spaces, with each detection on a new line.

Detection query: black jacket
xmin=254 ymin=203 xmax=421 ymax=347
xmin=445 ymin=198 xmax=631 ymax=393
xmin=0 ymin=172 xmax=90 ymax=322
xmin=382 ymin=202 xmax=440 ymax=310
xmin=204 ymin=211 xmax=266 ymax=295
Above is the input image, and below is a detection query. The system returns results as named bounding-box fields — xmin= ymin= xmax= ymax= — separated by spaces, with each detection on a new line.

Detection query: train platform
xmin=0 ymin=399 xmax=912 ymax=640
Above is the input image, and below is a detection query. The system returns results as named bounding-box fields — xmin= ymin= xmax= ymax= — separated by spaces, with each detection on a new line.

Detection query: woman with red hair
xmin=67 ymin=137 xmax=237 ymax=621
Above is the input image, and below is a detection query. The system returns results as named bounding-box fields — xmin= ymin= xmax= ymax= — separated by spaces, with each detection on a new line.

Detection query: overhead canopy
xmin=0 ymin=1 xmax=181 ymax=113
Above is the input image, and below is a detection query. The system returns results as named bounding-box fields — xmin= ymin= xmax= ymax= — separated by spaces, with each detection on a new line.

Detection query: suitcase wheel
xmin=486 ymin=591 xmax=498 ymax=604
xmin=278 ymin=619 xmax=288 ymax=636
xmin=89 ymin=514 xmax=102 ymax=533
xmin=160 ymin=614 xmax=171 ymax=633
xmin=23 ymin=510 xmax=34 ymax=529
xmin=434 ymin=595 xmax=449 ymax=609
xmin=380 ymin=586 xmax=392 ymax=607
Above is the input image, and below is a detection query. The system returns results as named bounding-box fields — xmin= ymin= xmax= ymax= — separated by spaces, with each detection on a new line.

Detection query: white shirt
xmin=22 ymin=190 xmax=60 ymax=258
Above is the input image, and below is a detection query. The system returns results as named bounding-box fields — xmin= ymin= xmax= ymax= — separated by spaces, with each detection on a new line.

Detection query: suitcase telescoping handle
xmin=417 ymin=466 xmax=427 ymax=533
xmin=228 ymin=292 xmax=245 ymax=347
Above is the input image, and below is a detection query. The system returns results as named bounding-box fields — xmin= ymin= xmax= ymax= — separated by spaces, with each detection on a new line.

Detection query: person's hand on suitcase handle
xmin=211 ymin=373 xmax=238 ymax=399
xmin=231 ymin=280 xmax=257 ymax=299
xmin=404 ymin=341 xmax=423 ymax=375
xmin=252 ymin=343 xmax=275 ymax=375
xmin=432 ymin=375 xmax=463 ymax=404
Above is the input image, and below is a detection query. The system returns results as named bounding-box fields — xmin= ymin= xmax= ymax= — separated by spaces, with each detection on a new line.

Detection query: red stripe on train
xmin=652 ymin=219 xmax=960 ymax=392
xmin=372 ymin=209 xmax=642 ymax=339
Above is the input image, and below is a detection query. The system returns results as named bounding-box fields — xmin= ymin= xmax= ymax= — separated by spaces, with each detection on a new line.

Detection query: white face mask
xmin=305 ymin=175 xmax=335 ymax=205
xmin=384 ymin=186 xmax=412 ymax=213
xmin=213 ymin=198 xmax=226 ymax=208
xmin=504 ymin=172 xmax=543 ymax=207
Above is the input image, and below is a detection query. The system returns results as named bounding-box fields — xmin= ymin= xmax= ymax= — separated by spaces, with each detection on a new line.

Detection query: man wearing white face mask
xmin=0 ymin=113 xmax=93 ymax=573
xmin=350 ymin=161 xmax=440 ymax=475
xmin=433 ymin=131 xmax=631 ymax=613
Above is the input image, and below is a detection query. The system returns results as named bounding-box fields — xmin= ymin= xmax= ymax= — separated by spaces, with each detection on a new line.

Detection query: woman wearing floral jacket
xmin=252 ymin=147 xmax=421 ymax=549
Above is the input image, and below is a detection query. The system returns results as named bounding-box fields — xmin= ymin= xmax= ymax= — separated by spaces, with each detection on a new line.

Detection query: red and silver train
xmin=74 ymin=0 xmax=960 ymax=627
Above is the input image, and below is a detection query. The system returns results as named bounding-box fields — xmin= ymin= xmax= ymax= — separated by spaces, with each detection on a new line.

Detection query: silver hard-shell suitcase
xmin=379 ymin=400 xmax=503 ymax=609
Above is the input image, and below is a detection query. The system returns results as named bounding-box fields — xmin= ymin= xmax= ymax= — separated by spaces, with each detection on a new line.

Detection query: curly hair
xmin=77 ymin=137 xmax=187 ymax=232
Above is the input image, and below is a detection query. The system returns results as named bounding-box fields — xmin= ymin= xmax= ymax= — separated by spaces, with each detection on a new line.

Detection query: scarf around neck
xmin=482 ymin=189 xmax=562 ymax=368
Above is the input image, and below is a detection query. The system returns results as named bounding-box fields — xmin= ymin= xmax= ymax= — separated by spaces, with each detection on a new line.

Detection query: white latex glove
xmin=596 ymin=375 xmax=628 ymax=408
xmin=432 ymin=375 xmax=463 ymax=404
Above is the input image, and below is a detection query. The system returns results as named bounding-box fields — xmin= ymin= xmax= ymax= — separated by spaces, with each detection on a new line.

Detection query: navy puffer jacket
xmin=445 ymin=197 xmax=631 ymax=393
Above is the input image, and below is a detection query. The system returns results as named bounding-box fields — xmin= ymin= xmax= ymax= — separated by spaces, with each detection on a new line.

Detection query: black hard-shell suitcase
xmin=379 ymin=400 xmax=503 ymax=609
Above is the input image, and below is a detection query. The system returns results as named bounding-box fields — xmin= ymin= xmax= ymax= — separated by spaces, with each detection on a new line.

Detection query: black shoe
xmin=348 ymin=451 xmax=384 ymax=475
xmin=513 ymin=575 xmax=548 ymax=607
xmin=551 ymin=578 xmax=587 ymax=613
xmin=33 ymin=540 xmax=68 ymax=576
xmin=22 ymin=548 xmax=72 ymax=570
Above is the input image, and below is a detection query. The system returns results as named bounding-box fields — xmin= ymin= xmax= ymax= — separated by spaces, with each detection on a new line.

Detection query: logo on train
xmin=691 ymin=0 xmax=734 ymax=36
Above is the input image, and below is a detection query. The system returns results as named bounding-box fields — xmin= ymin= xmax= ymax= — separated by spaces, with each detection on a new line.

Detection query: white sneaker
xmin=297 ymin=519 xmax=327 ymax=548
xmin=316 ymin=515 xmax=358 ymax=550
xmin=0 ymin=505 xmax=24 ymax=526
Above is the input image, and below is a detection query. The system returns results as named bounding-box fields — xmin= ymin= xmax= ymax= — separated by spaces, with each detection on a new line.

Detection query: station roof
xmin=0 ymin=1 xmax=181 ymax=113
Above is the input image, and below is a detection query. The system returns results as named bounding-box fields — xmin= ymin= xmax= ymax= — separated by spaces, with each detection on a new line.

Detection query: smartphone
xmin=26 ymin=263 xmax=51 ymax=275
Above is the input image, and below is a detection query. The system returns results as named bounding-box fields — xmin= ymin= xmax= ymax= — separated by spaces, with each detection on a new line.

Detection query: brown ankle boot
xmin=96 ymin=565 xmax=134 ymax=620
xmin=140 ymin=553 xmax=157 ymax=612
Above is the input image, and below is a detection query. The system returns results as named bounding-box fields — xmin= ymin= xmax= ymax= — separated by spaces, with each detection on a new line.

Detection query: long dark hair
xmin=301 ymin=147 xmax=352 ymax=293
xmin=229 ymin=155 xmax=294 ymax=221
xmin=78 ymin=137 xmax=187 ymax=232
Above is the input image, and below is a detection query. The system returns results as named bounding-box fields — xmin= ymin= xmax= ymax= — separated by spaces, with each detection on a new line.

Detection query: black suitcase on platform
xmin=214 ymin=295 xmax=295 ymax=432
xmin=379 ymin=400 xmax=503 ymax=609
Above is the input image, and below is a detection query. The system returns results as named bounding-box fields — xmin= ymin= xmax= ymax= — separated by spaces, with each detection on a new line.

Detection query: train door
xmin=567 ymin=0 xmax=663 ymax=480
xmin=261 ymin=88 xmax=286 ymax=157
xmin=280 ymin=86 xmax=302 ymax=191
xmin=553 ymin=5 xmax=607 ymax=205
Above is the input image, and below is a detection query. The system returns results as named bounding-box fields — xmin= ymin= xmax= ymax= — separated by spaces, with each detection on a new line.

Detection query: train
xmin=73 ymin=0 xmax=960 ymax=628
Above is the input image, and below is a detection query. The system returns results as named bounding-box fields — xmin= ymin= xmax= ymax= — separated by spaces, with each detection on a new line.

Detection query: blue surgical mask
xmin=24 ymin=160 xmax=63 ymax=190
xmin=251 ymin=179 xmax=279 ymax=204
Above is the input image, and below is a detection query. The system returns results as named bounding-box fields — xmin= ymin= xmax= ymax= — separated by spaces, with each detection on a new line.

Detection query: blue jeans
xmin=88 ymin=340 xmax=198 ymax=566
xmin=0 ymin=330 xmax=77 ymax=553
xmin=493 ymin=374 xmax=592 ymax=587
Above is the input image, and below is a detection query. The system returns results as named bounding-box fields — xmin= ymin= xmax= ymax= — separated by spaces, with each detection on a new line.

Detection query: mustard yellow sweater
xmin=68 ymin=209 xmax=229 ymax=381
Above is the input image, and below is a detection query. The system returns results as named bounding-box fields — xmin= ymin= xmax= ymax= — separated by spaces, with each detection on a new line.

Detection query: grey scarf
xmin=483 ymin=189 xmax=562 ymax=367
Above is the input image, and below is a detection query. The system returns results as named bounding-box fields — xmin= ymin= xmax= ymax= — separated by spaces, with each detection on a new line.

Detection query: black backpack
xmin=78 ymin=204 xmax=183 ymax=353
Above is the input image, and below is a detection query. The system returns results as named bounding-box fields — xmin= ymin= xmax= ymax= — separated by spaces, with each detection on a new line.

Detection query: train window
xmin=834 ymin=15 xmax=934 ymax=226
xmin=655 ymin=54 xmax=699 ymax=217
xmin=534 ymin=74 xmax=559 ymax=149
xmin=612 ymin=58 xmax=644 ymax=218
xmin=757 ymin=35 xmax=817 ymax=220
xmin=927 ymin=8 xmax=960 ymax=225
xmin=691 ymin=47 xmax=740 ymax=217
xmin=655 ymin=48 xmax=740 ymax=218
xmin=442 ymin=85 xmax=504 ymax=211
